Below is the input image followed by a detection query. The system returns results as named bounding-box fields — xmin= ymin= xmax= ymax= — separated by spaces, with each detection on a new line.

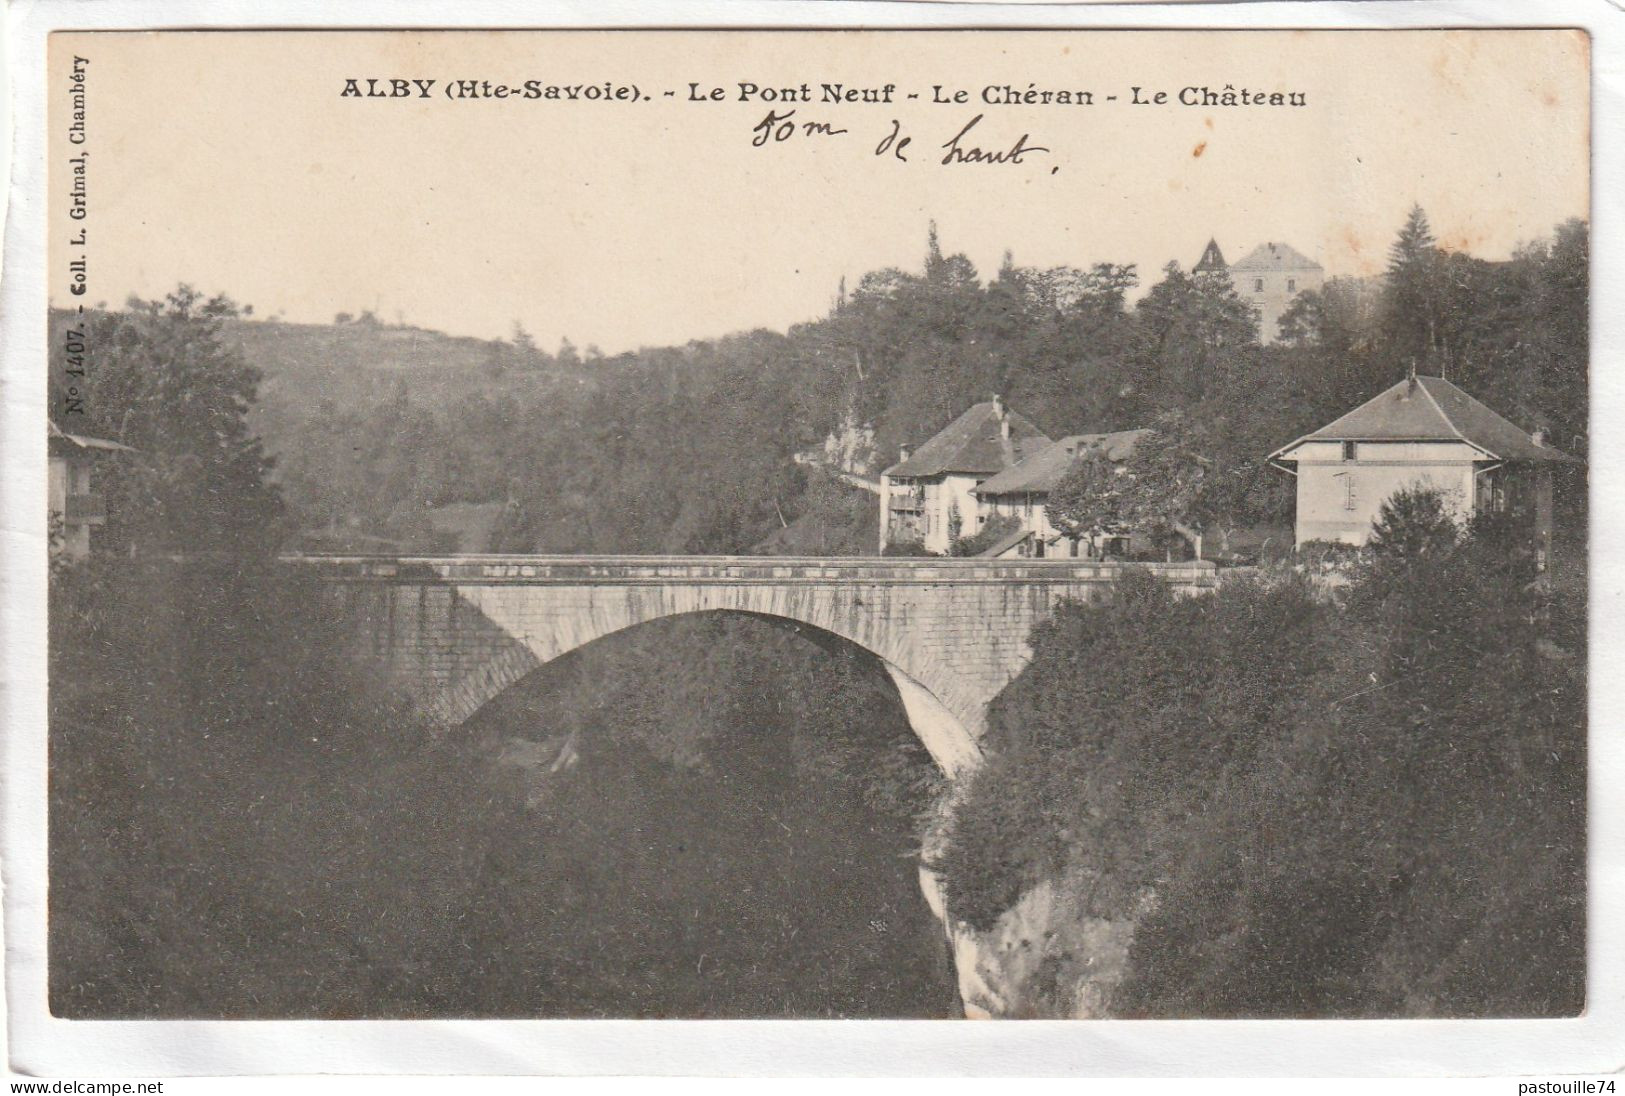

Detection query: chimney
xmin=1531 ymin=427 xmax=1546 ymax=448
xmin=1406 ymin=359 xmax=1418 ymax=395
xmin=898 ymin=444 xmax=911 ymax=463
xmin=992 ymin=393 xmax=1006 ymax=420
xmin=1001 ymin=417 xmax=1012 ymax=440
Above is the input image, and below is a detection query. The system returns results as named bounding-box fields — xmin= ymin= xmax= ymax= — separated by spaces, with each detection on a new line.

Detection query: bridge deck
xmin=281 ymin=554 xmax=1218 ymax=587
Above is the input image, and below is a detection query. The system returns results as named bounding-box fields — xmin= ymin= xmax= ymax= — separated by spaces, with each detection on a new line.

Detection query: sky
xmin=49 ymin=29 xmax=1589 ymax=354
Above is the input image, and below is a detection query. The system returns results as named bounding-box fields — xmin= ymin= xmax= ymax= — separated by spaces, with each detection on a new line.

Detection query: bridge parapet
xmin=283 ymin=554 xmax=1218 ymax=589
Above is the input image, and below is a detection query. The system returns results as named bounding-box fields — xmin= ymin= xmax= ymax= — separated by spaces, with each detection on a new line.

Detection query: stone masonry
xmin=295 ymin=555 xmax=1217 ymax=773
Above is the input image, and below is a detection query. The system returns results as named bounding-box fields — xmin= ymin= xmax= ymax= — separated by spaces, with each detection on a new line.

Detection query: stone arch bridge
xmin=292 ymin=555 xmax=1217 ymax=776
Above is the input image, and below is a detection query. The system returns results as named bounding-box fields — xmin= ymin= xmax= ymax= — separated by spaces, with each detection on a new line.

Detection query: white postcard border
xmin=4 ymin=0 xmax=1622 ymax=1078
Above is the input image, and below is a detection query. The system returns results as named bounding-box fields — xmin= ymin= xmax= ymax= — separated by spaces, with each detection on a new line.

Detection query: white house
xmin=878 ymin=396 xmax=1050 ymax=554
xmin=972 ymin=430 xmax=1149 ymax=558
xmin=1268 ymin=375 xmax=1579 ymax=567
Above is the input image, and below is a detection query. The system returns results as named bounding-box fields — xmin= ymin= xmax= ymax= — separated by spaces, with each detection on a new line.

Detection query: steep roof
xmin=975 ymin=429 xmax=1150 ymax=495
xmin=884 ymin=401 xmax=1050 ymax=478
xmin=977 ymin=526 xmax=1033 ymax=558
xmin=1271 ymin=376 xmax=1579 ymax=464
xmin=1194 ymin=238 xmax=1228 ymax=274
xmin=1229 ymin=242 xmax=1322 ymax=273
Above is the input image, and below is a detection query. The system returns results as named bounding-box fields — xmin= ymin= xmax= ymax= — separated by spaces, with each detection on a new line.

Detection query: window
xmin=1287 ymin=278 xmax=1296 ymax=293
xmin=1341 ymin=441 xmax=1357 ymax=462
xmin=1254 ymin=278 xmax=1265 ymax=293
xmin=1343 ymin=474 xmax=1358 ymax=511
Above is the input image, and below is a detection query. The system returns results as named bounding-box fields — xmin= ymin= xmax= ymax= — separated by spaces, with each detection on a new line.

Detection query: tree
xmin=924 ymin=219 xmax=945 ymax=280
xmin=950 ymin=514 xmax=1021 ymax=557
xmin=938 ymin=524 xmax=1582 ymax=1017
xmin=1382 ymin=204 xmax=1444 ymax=368
xmin=53 ymin=286 xmax=283 ymax=554
xmin=936 ymin=568 xmax=1330 ymax=935
xmin=1276 ymin=288 xmax=1325 ymax=347
xmin=1131 ymin=262 xmax=1259 ymax=406
xmin=1047 ymin=413 xmax=1215 ymax=555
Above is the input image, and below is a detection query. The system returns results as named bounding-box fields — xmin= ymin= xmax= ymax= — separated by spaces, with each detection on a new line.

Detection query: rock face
xmin=927 ymin=872 xmax=1145 ymax=1019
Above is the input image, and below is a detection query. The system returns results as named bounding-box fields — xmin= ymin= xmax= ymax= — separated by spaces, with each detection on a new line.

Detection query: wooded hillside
xmin=52 ymin=208 xmax=1584 ymax=558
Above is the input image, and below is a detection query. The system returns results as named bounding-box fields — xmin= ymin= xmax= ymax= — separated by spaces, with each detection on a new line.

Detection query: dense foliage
xmin=1044 ymin=209 xmax=1588 ymax=552
xmin=50 ymin=563 xmax=953 ymax=1017
xmin=144 ymin=209 xmax=1576 ymax=561
xmin=48 ymin=285 xmax=952 ymax=1018
xmin=46 ymin=202 xmax=1591 ymax=1018
xmin=49 ymin=288 xmax=283 ymax=553
xmin=935 ymin=506 xmax=1585 ymax=1017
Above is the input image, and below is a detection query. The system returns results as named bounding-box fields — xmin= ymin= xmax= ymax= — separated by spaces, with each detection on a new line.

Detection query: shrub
xmin=882 ymin=536 xmax=935 ymax=557
xmin=937 ymin=535 xmax=1584 ymax=1016
xmin=1367 ymin=484 xmax=1461 ymax=560
xmin=949 ymin=515 xmax=1022 ymax=557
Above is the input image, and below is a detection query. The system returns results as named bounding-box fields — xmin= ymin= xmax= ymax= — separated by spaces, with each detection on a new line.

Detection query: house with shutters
xmin=878 ymin=396 xmax=1050 ymax=554
xmin=1268 ymin=374 xmax=1580 ymax=569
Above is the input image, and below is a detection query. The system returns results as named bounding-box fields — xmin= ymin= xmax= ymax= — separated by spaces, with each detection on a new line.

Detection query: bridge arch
xmin=430 ymin=596 xmax=983 ymax=776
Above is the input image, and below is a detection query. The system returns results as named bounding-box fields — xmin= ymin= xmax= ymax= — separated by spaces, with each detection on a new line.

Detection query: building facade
xmin=1269 ymin=375 xmax=1579 ymax=568
xmin=879 ymin=398 xmax=1155 ymax=558
xmin=878 ymin=397 xmax=1050 ymax=554
xmin=1196 ymin=239 xmax=1324 ymax=344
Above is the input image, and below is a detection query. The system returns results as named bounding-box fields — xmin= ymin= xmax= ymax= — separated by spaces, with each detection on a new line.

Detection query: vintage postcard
xmin=5 ymin=0 xmax=1622 ymax=1079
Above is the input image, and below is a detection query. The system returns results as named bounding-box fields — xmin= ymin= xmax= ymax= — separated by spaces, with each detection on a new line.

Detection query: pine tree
xmin=1383 ymin=204 xmax=1443 ymax=369
xmin=924 ymin=219 xmax=946 ymax=282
